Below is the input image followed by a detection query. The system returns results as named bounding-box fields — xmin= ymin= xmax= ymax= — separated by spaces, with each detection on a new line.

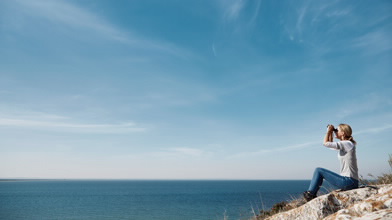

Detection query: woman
xmin=303 ymin=124 xmax=359 ymax=201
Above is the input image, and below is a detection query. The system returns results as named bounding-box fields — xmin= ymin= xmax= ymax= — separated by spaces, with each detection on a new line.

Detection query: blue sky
xmin=0 ymin=0 xmax=391 ymax=179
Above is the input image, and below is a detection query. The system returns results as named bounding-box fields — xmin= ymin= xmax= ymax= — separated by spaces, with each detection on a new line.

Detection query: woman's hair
xmin=338 ymin=124 xmax=357 ymax=145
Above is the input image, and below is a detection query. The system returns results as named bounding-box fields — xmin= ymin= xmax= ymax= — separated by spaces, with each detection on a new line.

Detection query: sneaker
xmin=303 ymin=191 xmax=317 ymax=202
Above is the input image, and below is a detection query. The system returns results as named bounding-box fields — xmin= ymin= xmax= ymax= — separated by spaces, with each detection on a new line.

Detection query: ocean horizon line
xmin=0 ymin=178 xmax=310 ymax=181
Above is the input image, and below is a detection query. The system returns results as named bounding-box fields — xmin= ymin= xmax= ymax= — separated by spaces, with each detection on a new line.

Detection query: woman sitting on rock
xmin=303 ymin=124 xmax=359 ymax=201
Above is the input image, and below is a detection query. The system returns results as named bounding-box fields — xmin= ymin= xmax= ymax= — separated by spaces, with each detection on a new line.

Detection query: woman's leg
xmin=307 ymin=167 xmax=357 ymax=195
xmin=307 ymin=167 xmax=325 ymax=195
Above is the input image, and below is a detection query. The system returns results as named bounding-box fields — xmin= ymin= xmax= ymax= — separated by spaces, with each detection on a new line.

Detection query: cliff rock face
xmin=265 ymin=184 xmax=392 ymax=220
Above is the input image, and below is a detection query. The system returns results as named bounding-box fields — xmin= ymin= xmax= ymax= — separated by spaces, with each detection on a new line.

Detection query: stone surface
xmin=352 ymin=209 xmax=392 ymax=220
xmin=264 ymin=184 xmax=392 ymax=220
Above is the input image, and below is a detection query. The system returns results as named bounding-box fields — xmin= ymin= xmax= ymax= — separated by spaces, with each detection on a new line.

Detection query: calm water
xmin=0 ymin=180 xmax=310 ymax=220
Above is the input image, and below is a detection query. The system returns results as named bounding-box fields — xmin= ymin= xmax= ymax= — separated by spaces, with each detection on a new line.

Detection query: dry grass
xmin=361 ymin=154 xmax=392 ymax=185
xmin=255 ymin=195 xmax=306 ymax=220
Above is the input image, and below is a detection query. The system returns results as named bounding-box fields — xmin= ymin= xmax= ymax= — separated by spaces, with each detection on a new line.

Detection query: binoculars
xmin=327 ymin=125 xmax=338 ymax=132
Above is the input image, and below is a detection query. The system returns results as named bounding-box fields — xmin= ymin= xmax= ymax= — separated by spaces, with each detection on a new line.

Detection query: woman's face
xmin=335 ymin=127 xmax=345 ymax=140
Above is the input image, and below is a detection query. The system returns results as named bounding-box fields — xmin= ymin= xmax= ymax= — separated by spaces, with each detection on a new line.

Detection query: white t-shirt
xmin=324 ymin=140 xmax=359 ymax=180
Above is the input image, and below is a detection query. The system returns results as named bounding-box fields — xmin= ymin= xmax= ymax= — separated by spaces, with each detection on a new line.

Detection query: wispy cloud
xmin=10 ymin=0 xmax=191 ymax=57
xmin=282 ymin=0 xmax=392 ymax=62
xmin=295 ymin=3 xmax=308 ymax=39
xmin=217 ymin=0 xmax=262 ymax=27
xmin=0 ymin=109 xmax=70 ymax=120
xmin=12 ymin=0 xmax=127 ymax=41
xmin=282 ymin=1 xmax=354 ymax=43
xmin=282 ymin=1 xmax=312 ymax=42
xmin=352 ymin=30 xmax=392 ymax=56
xmin=335 ymin=93 xmax=392 ymax=119
xmin=223 ymin=0 xmax=246 ymax=21
xmin=355 ymin=124 xmax=392 ymax=135
xmin=249 ymin=0 xmax=262 ymax=26
xmin=228 ymin=141 xmax=320 ymax=159
xmin=212 ymin=43 xmax=217 ymax=57
xmin=0 ymin=115 xmax=145 ymax=134
xmin=325 ymin=9 xmax=351 ymax=18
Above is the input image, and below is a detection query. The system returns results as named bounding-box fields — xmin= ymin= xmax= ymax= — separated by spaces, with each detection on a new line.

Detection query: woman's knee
xmin=314 ymin=167 xmax=330 ymax=177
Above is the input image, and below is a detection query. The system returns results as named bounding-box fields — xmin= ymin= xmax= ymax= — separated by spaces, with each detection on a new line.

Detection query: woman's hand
xmin=327 ymin=125 xmax=335 ymax=133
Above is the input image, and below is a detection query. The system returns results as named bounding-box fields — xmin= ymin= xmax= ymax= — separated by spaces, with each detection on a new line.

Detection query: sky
xmin=0 ymin=0 xmax=391 ymax=180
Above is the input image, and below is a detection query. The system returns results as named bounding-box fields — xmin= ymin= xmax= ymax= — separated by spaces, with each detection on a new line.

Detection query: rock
xmin=384 ymin=199 xmax=392 ymax=208
xmin=352 ymin=209 xmax=392 ymax=219
xmin=352 ymin=202 xmax=372 ymax=214
xmin=264 ymin=184 xmax=392 ymax=220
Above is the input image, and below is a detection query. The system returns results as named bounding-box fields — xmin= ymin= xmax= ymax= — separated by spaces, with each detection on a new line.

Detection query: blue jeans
xmin=308 ymin=167 xmax=358 ymax=195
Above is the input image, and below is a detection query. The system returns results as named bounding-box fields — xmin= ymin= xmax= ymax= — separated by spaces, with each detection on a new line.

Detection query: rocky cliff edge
xmin=265 ymin=184 xmax=392 ymax=220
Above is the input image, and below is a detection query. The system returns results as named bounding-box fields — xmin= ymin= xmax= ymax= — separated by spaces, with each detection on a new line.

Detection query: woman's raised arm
xmin=324 ymin=125 xmax=334 ymax=145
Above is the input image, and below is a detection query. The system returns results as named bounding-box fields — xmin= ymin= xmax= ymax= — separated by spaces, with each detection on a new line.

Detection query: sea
xmin=0 ymin=180 xmax=313 ymax=220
